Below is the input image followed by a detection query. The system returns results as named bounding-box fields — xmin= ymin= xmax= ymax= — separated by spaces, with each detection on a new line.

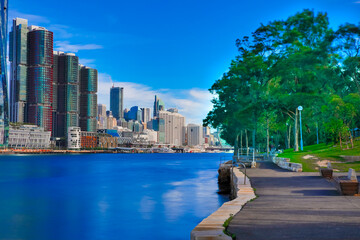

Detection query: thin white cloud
xmin=48 ymin=24 xmax=73 ymax=39
xmin=355 ymin=1 xmax=360 ymax=3
xmin=54 ymin=41 xmax=103 ymax=53
xmin=9 ymin=10 xmax=50 ymax=25
xmin=79 ymin=58 xmax=96 ymax=68
xmin=97 ymin=73 xmax=213 ymax=125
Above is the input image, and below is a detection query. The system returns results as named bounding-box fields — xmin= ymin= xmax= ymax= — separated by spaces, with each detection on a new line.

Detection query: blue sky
xmin=8 ymin=0 xmax=360 ymax=124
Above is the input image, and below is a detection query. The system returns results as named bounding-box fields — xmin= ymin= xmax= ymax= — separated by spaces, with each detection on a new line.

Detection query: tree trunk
xmin=253 ymin=129 xmax=256 ymax=153
xmin=294 ymin=109 xmax=299 ymax=152
xmin=349 ymin=130 xmax=354 ymax=149
xmin=288 ymin=124 xmax=291 ymax=149
xmin=266 ymin=118 xmax=270 ymax=157
xmin=245 ymin=130 xmax=249 ymax=156
xmin=240 ymin=131 xmax=243 ymax=155
xmin=339 ymin=132 xmax=343 ymax=150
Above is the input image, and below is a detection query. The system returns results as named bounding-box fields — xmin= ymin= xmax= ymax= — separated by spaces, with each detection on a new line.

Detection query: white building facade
xmin=8 ymin=125 xmax=51 ymax=149
xmin=67 ymin=127 xmax=81 ymax=149
xmin=159 ymin=110 xmax=185 ymax=146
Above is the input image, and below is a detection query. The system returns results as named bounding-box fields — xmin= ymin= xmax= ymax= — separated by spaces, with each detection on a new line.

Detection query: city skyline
xmin=9 ymin=0 xmax=360 ymax=124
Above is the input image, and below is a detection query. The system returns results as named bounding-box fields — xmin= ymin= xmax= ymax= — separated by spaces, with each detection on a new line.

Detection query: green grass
xmin=277 ymin=139 xmax=360 ymax=172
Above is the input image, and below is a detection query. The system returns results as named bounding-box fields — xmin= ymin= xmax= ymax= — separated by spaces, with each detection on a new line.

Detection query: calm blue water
xmin=0 ymin=153 xmax=230 ymax=240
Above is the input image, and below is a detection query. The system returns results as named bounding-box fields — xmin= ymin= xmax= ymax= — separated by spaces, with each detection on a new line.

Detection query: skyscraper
xmin=9 ymin=18 xmax=28 ymax=123
xmin=110 ymin=86 xmax=123 ymax=119
xmin=27 ymin=26 xmax=53 ymax=132
xmin=0 ymin=0 xmax=9 ymax=147
xmin=159 ymin=110 xmax=185 ymax=146
xmin=153 ymin=95 xmax=165 ymax=117
xmin=98 ymin=104 xmax=106 ymax=118
xmin=141 ymin=107 xmax=151 ymax=123
xmin=54 ymin=52 xmax=79 ymax=137
xmin=79 ymin=66 xmax=97 ymax=132
xmin=187 ymin=124 xmax=203 ymax=146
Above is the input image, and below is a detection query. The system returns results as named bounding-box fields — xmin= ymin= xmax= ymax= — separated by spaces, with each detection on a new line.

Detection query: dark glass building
xmin=27 ymin=26 xmax=53 ymax=132
xmin=9 ymin=18 xmax=28 ymax=123
xmin=153 ymin=95 xmax=165 ymax=117
xmin=79 ymin=66 xmax=97 ymax=132
xmin=0 ymin=0 xmax=9 ymax=147
xmin=54 ymin=52 xmax=79 ymax=137
xmin=110 ymin=86 xmax=123 ymax=120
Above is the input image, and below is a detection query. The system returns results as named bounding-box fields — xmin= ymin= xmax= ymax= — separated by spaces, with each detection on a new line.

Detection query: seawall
xmin=190 ymin=164 xmax=256 ymax=240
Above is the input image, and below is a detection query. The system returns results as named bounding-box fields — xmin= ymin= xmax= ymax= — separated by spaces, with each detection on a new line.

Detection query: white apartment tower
xmin=159 ymin=110 xmax=185 ymax=146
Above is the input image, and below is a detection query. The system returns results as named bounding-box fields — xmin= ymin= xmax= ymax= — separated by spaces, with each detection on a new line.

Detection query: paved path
xmin=228 ymin=163 xmax=360 ymax=240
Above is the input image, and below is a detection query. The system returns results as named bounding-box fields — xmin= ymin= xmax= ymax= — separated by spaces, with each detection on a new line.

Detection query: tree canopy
xmin=204 ymin=9 xmax=360 ymax=153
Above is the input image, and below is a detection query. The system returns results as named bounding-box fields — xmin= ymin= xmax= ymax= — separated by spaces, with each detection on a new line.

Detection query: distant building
xmin=98 ymin=104 xmax=106 ymax=118
xmin=9 ymin=18 xmax=28 ymax=123
xmin=80 ymin=131 xmax=97 ymax=149
xmin=153 ymin=95 xmax=165 ymax=117
xmin=141 ymin=107 xmax=151 ymax=123
xmin=167 ymin=108 xmax=178 ymax=113
xmin=53 ymin=52 xmax=79 ymax=138
xmin=159 ymin=110 xmax=185 ymax=146
xmin=148 ymin=118 xmax=165 ymax=143
xmin=187 ymin=124 xmax=203 ymax=146
xmin=110 ymin=86 xmax=124 ymax=120
xmin=27 ymin=25 xmax=53 ymax=132
xmin=126 ymin=106 xmax=142 ymax=121
xmin=67 ymin=127 xmax=81 ymax=149
xmin=9 ymin=124 xmax=51 ymax=149
xmin=79 ymin=66 xmax=98 ymax=132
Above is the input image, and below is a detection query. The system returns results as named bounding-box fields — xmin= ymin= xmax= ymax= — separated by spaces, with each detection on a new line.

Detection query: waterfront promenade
xmin=228 ymin=163 xmax=360 ymax=240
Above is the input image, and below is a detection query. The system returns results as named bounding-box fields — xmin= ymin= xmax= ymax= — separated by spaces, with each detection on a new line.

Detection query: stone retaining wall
xmin=190 ymin=166 xmax=256 ymax=240
xmin=272 ymin=157 xmax=302 ymax=172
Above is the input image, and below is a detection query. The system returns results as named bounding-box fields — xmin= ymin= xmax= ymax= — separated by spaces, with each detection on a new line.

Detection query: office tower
xmin=79 ymin=66 xmax=97 ymax=132
xmin=98 ymin=104 xmax=106 ymax=118
xmin=110 ymin=86 xmax=123 ymax=119
xmin=187 ymin=124 xmax=203 ymax=146
xmin=9 ymin=18 xmax=28 ymax=123
xmin=158 ymin=110 xmax=185 ymax=146
xmin=54 ymin=52 xmax=79 ymax=137
xmin=27 ymin=26 xmax=53 ymax=132
xmin=153 ymin=95 xmax=165 ymax=117
xmin=127 ymin=106 xmax=142 ymax=121
xmin=141 ymin=107 xmax=151 ymax=123
xmin=0 ymin=0 xmax=9 ymax=147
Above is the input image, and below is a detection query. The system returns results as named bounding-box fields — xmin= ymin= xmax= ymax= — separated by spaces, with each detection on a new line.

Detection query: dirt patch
xmin=303 ymin=155 xmax=315 ymax=159
xmin=316 ymin=160 xmax=330 ymax=168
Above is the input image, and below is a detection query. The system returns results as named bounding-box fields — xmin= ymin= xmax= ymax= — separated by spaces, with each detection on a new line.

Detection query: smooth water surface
xmin=0 ymin=153 xmax=230 ymax=240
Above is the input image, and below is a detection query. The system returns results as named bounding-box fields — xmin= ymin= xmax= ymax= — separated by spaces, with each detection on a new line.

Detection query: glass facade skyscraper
xmin=27 ymin=26 xmax=54 ymax=133
xmin=0 ymin=0 xmax=8 ymax=147
xmin=110 ymin=86 xmax=123 ymax=120
xmin=153 ymin=95 xmax=165 ymax=117
xmin=54 ymin=52 xmax=79 ymax=137
xmin=79 ymin=66 xmax=97 ymax=132
xmin=9 ymin=18 xmax=28 ymax=123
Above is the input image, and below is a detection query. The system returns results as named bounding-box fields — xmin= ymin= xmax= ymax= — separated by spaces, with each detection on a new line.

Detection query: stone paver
xmin=228 ymin=162 xmax=360 ymax=240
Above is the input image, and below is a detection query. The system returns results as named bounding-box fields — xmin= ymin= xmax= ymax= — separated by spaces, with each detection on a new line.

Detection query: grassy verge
xmin=278 ymin=140 xmax=360 ymax=172
xmin=223 ymin=214 xmax=236 ymax=240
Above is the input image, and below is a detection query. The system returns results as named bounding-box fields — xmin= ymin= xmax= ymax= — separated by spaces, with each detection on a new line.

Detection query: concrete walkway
xmin=228 ymin=163 xmax=360 ymax=240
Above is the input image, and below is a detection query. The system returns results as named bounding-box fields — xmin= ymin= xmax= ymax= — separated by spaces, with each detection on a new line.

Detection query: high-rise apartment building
xmin=110 ymin=86 xmax=123 ymax=119
xmin=53 ymin=52 xmax=79 ymax=137
xmin=187 ymin=124 xmax=203 ymax=146
xmin=153 ymin=95 xmax=165 ymax=117
xmin=27 ymin=26 xmax=53 ymax=132
xmin=79 ymin=66 xmax=97 ymax=132
xmin=9 ymin=18 xmax=28 ymax=123
xmin=0 ymin=1 xmax=9 ymax=147
xmin=158 ymin=110 xmax=185 ymax=146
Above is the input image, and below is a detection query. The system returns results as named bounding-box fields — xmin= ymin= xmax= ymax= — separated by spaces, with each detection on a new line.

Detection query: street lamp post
xmin=298 ymin=106 xmax=303 ymax=151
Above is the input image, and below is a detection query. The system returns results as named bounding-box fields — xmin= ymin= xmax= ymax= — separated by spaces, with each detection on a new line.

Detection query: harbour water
xmin=0 ymin=153 xmax=230 ymax=240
